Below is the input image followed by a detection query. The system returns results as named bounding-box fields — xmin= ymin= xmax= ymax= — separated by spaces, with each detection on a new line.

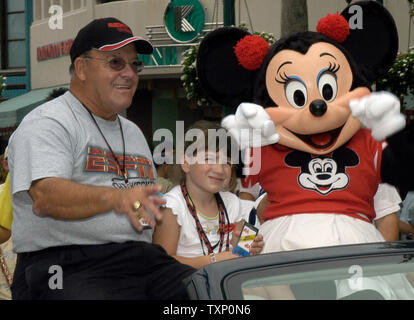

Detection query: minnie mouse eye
xmin=318 ymin=73 xmax=337 ymax=102
xmin=285 ymin=80 xmax=307 ymax=109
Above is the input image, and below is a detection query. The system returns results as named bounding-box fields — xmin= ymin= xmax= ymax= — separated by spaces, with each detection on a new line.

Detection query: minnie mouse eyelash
xmin=275 ymin=62 xmax=340 ymax=85
xmin=275 ymin=71 xmax=290 ymax=84
xmin=327 ymin=62 xmax=340 ymax=74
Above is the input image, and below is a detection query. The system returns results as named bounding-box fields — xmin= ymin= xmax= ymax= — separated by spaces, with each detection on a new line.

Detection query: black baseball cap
xmin=70 ymin=17 xmax=153 ymax=62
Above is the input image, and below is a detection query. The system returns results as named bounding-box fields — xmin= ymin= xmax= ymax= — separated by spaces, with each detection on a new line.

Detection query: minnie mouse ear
xmin=196 ymin=27 xmax=256 ymax=109
xmin=340 ymin=1 xmax=398 ymax=84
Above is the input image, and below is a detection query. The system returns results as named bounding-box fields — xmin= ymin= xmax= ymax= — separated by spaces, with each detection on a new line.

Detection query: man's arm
xmin=399 ymin=220 xmax=414 ymax=236
xmin=239 ymin=192 xmax=255 ymax=201
xmin=0 ymin=226 xmax=10 ymax=244
xmin=0 ymin=173 xmax=12 ymax=244
xmin=375 ymin=212 xmax=399 ymax=241
xmin=29 ymin=177 xmax=166 ymax=231
xmin=256 ymin=194 xmax=269 ymax=224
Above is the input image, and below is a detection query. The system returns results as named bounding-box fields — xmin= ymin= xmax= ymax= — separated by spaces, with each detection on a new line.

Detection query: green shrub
xmin=0 ymin=75 xmax=6 ymax=97
xmin=378 ymin=48 xmax=414 ymax=110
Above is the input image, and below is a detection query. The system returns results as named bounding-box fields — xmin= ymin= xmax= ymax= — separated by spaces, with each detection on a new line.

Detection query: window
xmin=186 ymin=242 xmax=414 ymax=300
xmin=0 ymin=0 xmax=26 ymax=69
xmin=224 ymin=255 xmax=414 ymax=300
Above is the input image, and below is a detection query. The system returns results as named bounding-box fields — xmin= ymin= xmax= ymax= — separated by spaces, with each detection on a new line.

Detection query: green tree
xmin=378 ymin=48 xmax=414 ymax=111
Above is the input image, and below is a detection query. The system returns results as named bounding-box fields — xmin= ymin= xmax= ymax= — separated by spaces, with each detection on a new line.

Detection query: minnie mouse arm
xmin=221 ymin=102 xmax=280 ymax=150
xmin=349 ymin=91 xmax=406 ymax=141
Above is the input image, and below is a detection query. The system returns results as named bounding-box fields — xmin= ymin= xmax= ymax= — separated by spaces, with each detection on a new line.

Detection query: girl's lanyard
xmin=180 ymin=182 xmax=230 ymax=255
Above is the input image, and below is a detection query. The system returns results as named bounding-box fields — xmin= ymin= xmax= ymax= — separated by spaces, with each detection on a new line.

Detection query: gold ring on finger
xmin=133 ymin=200 xmax=142 ymax=211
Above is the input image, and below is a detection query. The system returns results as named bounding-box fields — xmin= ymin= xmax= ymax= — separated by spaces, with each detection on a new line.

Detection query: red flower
xmin=316 ymin=13 xmax=350 ymax=43
xmin=234 ymin=35 xmax=269 ymax=71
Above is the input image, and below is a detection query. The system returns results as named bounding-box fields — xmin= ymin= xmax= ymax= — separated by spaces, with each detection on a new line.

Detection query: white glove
xmin=221 ymin=102 xmax=280 ymax=149
xmin=349 ymin=91 xmax=406 ymax=141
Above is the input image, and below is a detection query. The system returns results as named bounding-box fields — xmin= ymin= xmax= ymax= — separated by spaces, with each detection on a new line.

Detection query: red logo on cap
xmin=108 ymin=23 xmax=132 ymax=34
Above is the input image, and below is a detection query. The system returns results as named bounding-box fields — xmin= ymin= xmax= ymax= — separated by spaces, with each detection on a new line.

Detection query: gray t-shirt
xmin=9 ymin=91 xmax=156 ymax=253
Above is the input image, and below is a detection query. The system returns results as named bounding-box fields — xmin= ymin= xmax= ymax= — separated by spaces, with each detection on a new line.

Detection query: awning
xmin=0 ymin=85 xmax=69 ymax=129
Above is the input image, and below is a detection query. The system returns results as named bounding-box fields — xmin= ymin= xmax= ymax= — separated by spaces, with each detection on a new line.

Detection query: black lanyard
xmin=180 ymin=182 xmax=230 ymax=255
xmin=83 ymin=104 xmax=128 ymax=183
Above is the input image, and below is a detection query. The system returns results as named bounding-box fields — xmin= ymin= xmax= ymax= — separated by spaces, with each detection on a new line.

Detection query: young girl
xmin=152 ymin=121 xmax=263 ymax=268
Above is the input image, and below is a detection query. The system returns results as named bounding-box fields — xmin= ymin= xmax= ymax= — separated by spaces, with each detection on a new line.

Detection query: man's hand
xmin=113 ymin=184 xmax=166 ymax=231
xmin=30 ymin=177 xmax=166 ymax=232
xmin=349 ymin=91 xmax=406 ymax=141
xmin=221 ymin=102 xmax=280 ymax=150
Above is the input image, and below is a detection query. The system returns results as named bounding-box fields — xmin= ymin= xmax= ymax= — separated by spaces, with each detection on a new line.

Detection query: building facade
xmin=0 ymin=0 xmax=32 ymax=101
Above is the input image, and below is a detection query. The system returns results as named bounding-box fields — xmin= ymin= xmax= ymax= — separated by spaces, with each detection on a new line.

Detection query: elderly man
xmin=8 ymin=18 xmax=195 ymax=300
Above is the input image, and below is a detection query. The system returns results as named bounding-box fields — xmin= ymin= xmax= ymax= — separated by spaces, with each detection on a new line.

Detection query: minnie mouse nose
xmin=310 ymin=100 xmax=327 ymax=117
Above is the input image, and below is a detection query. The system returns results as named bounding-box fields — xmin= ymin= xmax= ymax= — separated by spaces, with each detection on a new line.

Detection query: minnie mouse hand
xmin=349 ymin=91 xmax=406 ymax=141
xmin=221 ymin=102 xmax=280 ymax=149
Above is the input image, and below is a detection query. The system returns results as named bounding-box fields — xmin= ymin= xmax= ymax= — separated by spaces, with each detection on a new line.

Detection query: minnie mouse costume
xmin=196 ymin=1 xmax=414 ymax=299
xmin=195 ymin=0 xmax=414 ymax=299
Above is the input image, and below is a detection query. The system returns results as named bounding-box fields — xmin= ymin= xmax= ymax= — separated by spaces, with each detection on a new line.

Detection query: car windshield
xmin=233 ymin=256 xmax=414 ymax=300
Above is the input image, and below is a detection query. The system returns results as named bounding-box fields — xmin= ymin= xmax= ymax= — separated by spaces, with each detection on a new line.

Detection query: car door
xmin=186 ymin=241 xmax=414 ymax=300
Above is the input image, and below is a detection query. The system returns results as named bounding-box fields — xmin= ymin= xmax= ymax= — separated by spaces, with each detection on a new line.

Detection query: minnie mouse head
xmin=196 ymin=1 xmax=399 ymax=155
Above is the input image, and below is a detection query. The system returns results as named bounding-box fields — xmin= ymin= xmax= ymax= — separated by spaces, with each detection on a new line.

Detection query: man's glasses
xmin=84 ymin=55 xmax=144 ymax=74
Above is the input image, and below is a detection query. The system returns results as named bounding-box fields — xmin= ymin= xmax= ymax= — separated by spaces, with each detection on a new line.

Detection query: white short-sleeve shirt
xmin=163 ymin=185 xmax=254 ymax=258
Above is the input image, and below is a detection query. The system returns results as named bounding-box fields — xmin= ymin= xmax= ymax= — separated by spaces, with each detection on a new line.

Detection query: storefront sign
xmin=164 ymin=0 xmax=205 ymax=43
xmin=37 ymin=39 xmax=74 ymax=61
